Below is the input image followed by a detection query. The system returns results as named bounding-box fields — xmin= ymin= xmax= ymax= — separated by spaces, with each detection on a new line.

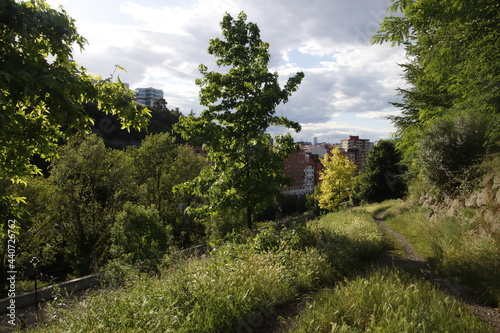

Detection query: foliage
xmin=316 ymin=147 xmax=357 ymax=211
xmin=130 ymin=133 xmax=207 ymax=246
xmin=0 ymin=177 xmax=64 ymax=284
xmin=1 ymin=132 xmax=207 ymax=279
xmin=111 ymin=202 xmax=172 ymax=269
xmin=373 ymin=0 xmax=500 ymax=184
xmin=417 ymin=113 xmax=493 ymax=196
xmin=354 ymin=140 xmax=406 ymax=203
xmin=286 ymin=267 xmax=492 ymax=333
xmin=87 ymin=98 xmax=184 ymax=149
xmin=175 ymin=12 xmax=304 ymax=230
xmin=46 ymin=135 xmax=136 ymax=275
xmin=0 ymin=0 xmax=150 ymax=182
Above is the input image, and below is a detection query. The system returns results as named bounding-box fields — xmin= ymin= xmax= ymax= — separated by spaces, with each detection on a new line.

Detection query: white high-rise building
xmin=134 ymin=87 xmax=164 ymax=107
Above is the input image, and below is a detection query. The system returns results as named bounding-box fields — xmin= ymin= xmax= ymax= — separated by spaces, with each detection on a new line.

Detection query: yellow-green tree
xmin=317 ymin=147 xmax=357 ymax=211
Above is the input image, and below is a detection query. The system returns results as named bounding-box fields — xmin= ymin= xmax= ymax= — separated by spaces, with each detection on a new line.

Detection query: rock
xmin=492 ymin=174 xmax=500 ymax=191
xmin=476 ymin=188 xmax=490 ymax=207
xmin=465 ymin=192 xmax=478 ymax=208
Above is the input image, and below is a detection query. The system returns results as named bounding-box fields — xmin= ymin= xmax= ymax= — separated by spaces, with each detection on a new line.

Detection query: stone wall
xmin=419 ymin=173 xmax=500 ymax=224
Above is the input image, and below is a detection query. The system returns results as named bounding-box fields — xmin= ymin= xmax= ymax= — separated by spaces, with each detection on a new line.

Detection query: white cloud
xmin=356 ymin=111 xmax=402 ymax=119
xmin=45 ymin=0 xmax=406 ymax=141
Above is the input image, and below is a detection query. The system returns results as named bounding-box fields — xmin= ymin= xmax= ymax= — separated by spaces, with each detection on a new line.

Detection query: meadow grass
xmin=353 ymin=199 xmax=405 ymax=216
xmin=308 ymin=209 xmax=384 ymax=273
xmin=284 ymin=267 xmax=492 ymax=333
xmin=383 ymin=202 xmax=500 ymax=306
xmin=33 ymin=209 xmax=384 ymax=332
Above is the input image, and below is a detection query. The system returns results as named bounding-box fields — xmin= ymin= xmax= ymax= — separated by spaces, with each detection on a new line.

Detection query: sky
xmin=46 ymin=0 xmax=408 ymax=144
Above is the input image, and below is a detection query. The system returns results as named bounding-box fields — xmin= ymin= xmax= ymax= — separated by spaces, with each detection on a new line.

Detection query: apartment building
xmin=282 ymin=151 xmax=315 ymax=196
xmin=340 ymin=135 xmax=371 ymax=172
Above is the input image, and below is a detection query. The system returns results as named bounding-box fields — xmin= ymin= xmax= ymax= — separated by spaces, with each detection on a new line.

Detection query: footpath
xmin=373 ymin=210 xmax=500 ymax=333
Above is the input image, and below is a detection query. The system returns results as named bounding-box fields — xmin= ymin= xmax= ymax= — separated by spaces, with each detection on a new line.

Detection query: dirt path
xmin=374 ymin=210 xmax=500 ymax=333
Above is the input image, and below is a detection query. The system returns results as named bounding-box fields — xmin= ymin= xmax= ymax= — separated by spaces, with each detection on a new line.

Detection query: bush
xmin=111 ymin=202 xmax=172 ymax=270
xmin=418 ymin=113 xmax=492 ymax=196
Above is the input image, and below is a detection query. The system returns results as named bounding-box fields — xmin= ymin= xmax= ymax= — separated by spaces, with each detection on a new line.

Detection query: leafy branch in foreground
xmin=0 ymin=0 xmax=151 ymax=182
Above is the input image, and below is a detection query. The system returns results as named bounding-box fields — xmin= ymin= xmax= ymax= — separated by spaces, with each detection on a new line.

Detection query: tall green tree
xmin=373 ymin=0 xmax=499 ymax=176
xmin=0 ymin=0 xmax=150 ymax=182
xmin=354 ymin=140 xmax=406 ymax=203
xmin=175 ymin=12 xmax=304 ymax=230
xmin=316 ymin=147 xmax=357 ymax=211
xmin=47 ymin=135 xmax=136 ymax=274
xmin=131 ymin=133 xmax=207 ymax=245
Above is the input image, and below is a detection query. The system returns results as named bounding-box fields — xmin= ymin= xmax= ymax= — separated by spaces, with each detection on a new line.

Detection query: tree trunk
xmin=246 ymin=204 xmax=252 ymax=230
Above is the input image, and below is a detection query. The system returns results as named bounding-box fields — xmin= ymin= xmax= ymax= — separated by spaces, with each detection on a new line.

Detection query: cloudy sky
xmin=46 ymin=0 xmax=407 ymax=143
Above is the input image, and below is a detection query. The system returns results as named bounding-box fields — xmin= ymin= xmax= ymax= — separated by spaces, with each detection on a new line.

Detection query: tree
xmin=373 ymin=0 xmax=499 ymax=176
xmin=130 ymin=133 xmax=207 ymax=245
xmin=354 ymin=140 xmax=406 ymax=203
xmin=316 ymin=147 xmax=357 ymax=211
xmin=175 ymin=12 xmax=304 ymax=230
xmin=0 ymin=0 xmax=151 ymax=182
xmin=47 ymin=135 xmax=136 ymax=274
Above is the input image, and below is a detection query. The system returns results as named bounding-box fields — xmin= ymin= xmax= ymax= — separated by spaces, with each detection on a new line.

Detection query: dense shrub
xmin=418 ymin=113 xmax=493 ymax=196
xmin=111 ymin=202 xmax=172 ymax=270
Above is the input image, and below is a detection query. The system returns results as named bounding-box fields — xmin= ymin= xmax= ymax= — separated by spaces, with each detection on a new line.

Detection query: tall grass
xmin=309 ymin=210 xmax=384 ymax=273
xmin=34 ymin=210 xmax=384 ymax=332
xmin=383 ymin=203 xmax=500 ymax=306
xmin=285 ymin=267 xmax=492 ymax=333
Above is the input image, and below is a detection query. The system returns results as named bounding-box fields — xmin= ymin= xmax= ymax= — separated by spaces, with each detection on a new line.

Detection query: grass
xmin=382 ymin=202 xmax=500 ymax=306
xmin=33 ymin=209 xmax=384 ymax=332
xmin=31 ymin=206 xmax=495 ymax=331
xmin=308 ymin=209 xmax=384 ymax=271
xmin=353 ymin=199 xmax=405 ymax=216
xmin=284 ymin=267 xmax=492 ymax=333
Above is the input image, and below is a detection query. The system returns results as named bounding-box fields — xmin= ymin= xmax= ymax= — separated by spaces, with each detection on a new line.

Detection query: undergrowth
xmin=33 ymin=210 xmax=383 ymax=332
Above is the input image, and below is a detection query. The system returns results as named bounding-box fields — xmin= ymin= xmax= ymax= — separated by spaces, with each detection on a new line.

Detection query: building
xmin=282 ymin=151 xmax=315 ymax=196
xmin=340 ymin=135 xmax=371 ymax=173
xmin=134 ymin=87 xmax=164 ymax=107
